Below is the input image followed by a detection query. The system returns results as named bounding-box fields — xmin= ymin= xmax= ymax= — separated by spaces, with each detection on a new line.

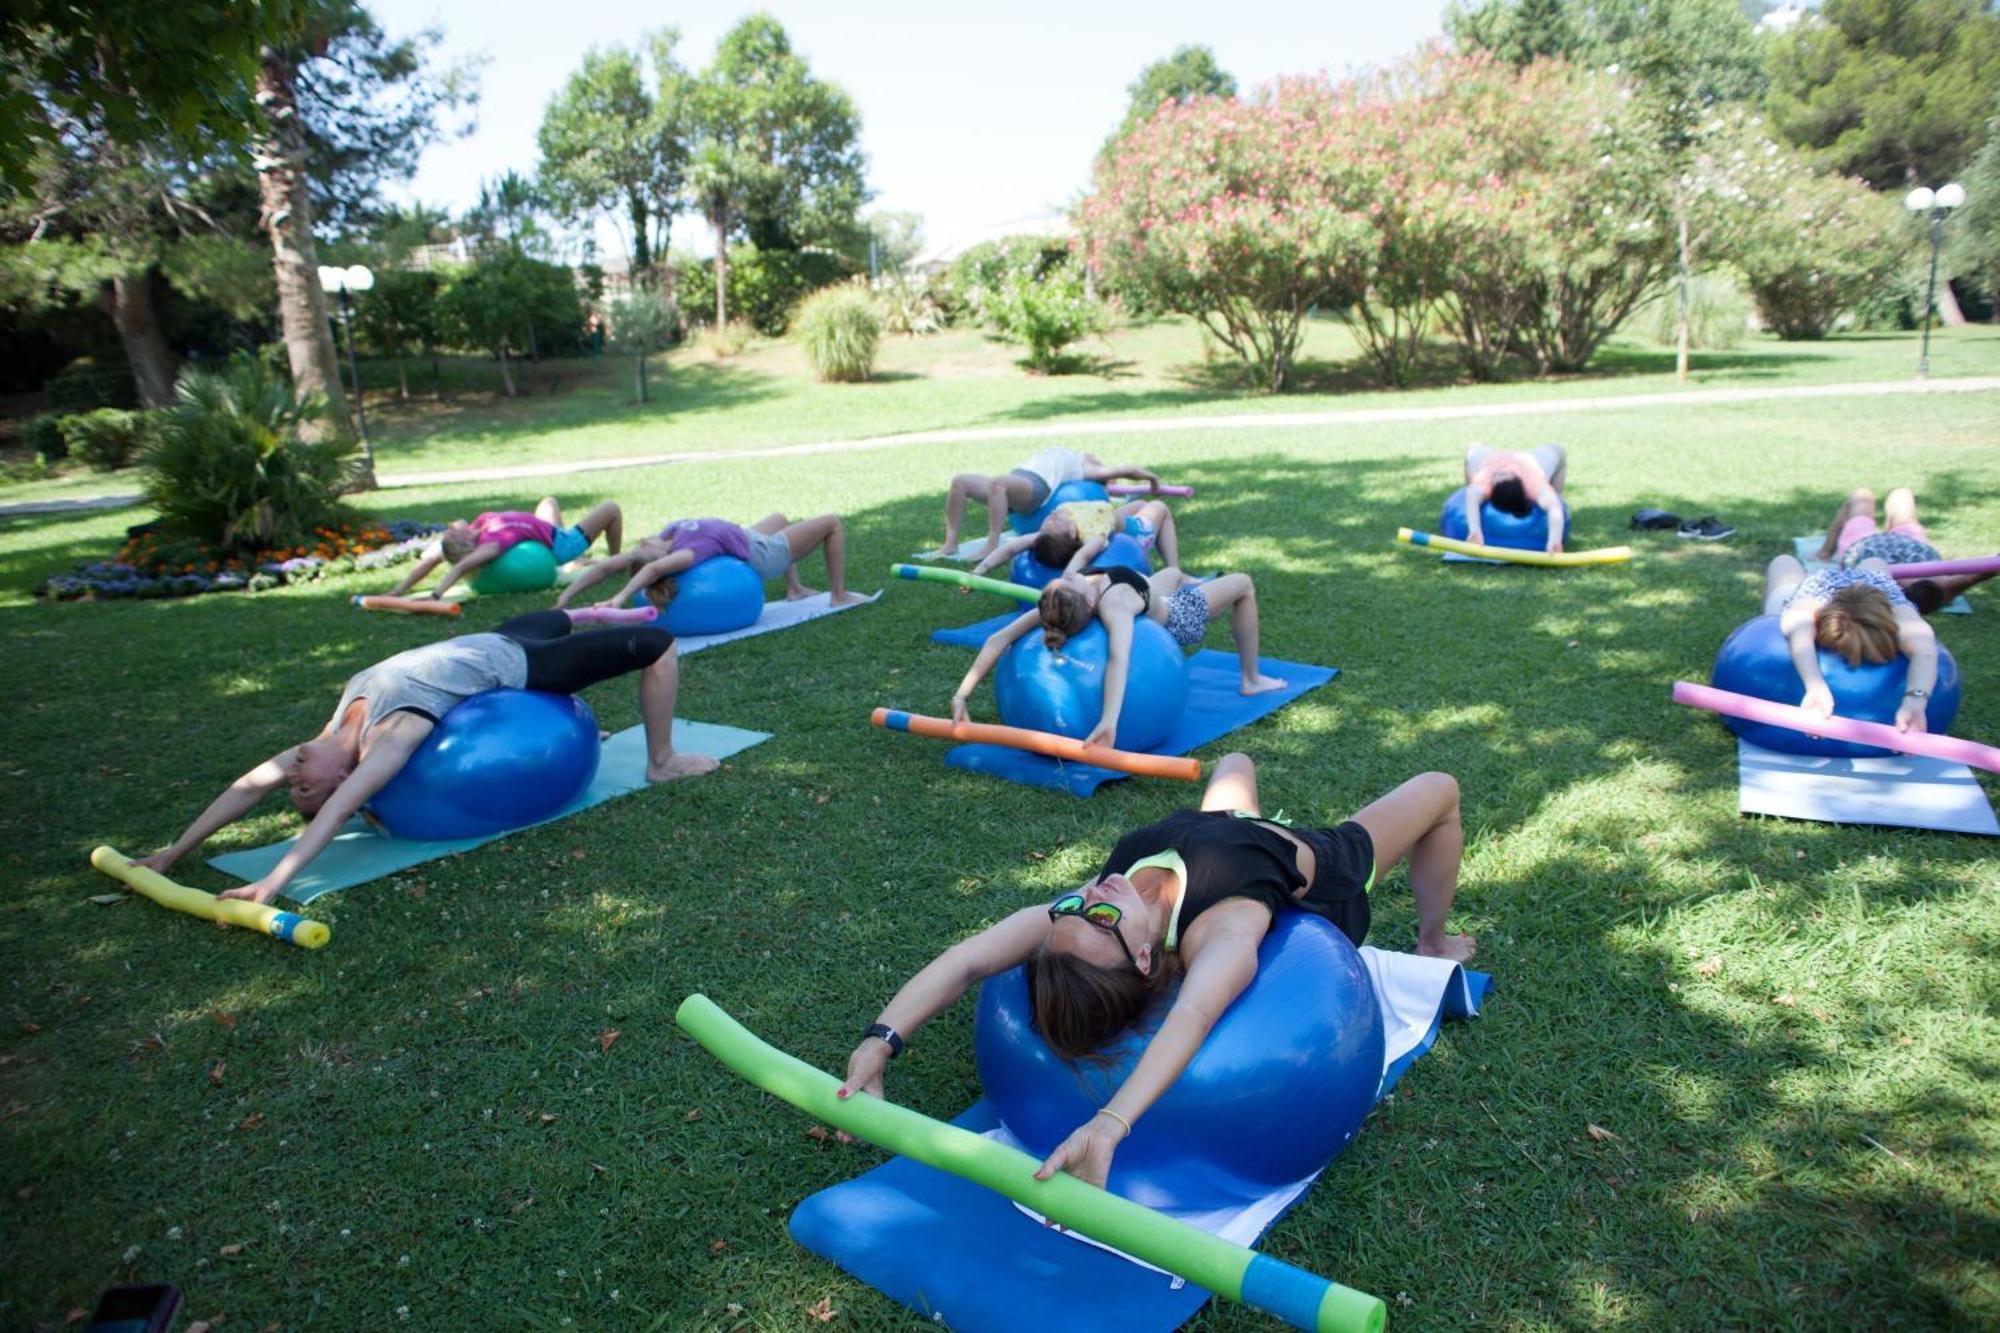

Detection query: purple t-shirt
xmin=662 ymin=518 xmax=750 ymax=565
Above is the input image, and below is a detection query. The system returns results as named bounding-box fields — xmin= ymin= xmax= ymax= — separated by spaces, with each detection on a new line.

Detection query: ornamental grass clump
xmin=793 ymin=284 xmax=882 ymax=382
xmin=140 ymin=358 xmax=363 ymax=554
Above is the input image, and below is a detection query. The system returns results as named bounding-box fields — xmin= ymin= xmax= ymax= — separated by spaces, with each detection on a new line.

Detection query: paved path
xmin=7 ymin=376 xmax=1995 ymax=511
xmin=376 ymin=375 xmax=2000 ymax=490
xmin=0 ymin=492 xmax=142 ymax=519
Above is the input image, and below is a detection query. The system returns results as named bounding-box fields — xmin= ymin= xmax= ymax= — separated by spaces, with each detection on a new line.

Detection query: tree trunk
xmin=710 ymin=206 xmax=730 ymax=329
xmin=253 ymin=46 xmax=352 ymax=445
xmin=497 ymin=343 xmax=517 ymax=397
xmin=1674 ymin=202 xmax=1691 ymax=385
xmin=1937 ymin=280 xmax=1966 ymax=327
xmin=629 ymin=193 xmax=651 ymax=271
xmin=397 ymin=360 xmax=409 ymax=402
xmin=634 ymin=351 xmax=648 ymax=404
xmin=103 ymin=270 xmax=178 ymax=408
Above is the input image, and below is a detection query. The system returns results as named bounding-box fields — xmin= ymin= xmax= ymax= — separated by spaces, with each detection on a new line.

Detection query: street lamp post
xmin=317 ymin=263 xmax=376 ymax=468
xmin=1903 ymin=183 xmax=1965 ymax=378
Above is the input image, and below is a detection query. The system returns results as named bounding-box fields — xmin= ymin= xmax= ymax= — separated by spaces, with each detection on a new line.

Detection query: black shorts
xmin=1294 ymin=821 xmax=1375 ymax=946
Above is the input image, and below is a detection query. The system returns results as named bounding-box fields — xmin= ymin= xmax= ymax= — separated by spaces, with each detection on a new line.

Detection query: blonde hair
xmin=1037 ymin=582 xmax=1093 ymax=652
xmin=440 ymin=528 xmax=478 ymax=562
xmin=1815 ymin=584 xmax=1899 ymax=666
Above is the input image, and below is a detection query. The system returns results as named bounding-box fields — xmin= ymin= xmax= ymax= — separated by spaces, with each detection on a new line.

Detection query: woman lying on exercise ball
xmin=954 ymin=566 xmax=1286 ymax=747
xmin=835 ymin=753 xmax=1477 ymax=1188
xmin=968 ymin=497 xmax=1180 ymax=579
xmin=555 ymin=513 xmax=867 ymax=612
xmin=130 ymin=611 xmax=715 ymax=905
xmin=1762 ymin=547 xmax=1938 ymax=730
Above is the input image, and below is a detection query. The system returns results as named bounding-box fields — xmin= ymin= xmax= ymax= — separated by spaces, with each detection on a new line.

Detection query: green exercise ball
xmin=471 ymin=541 xmax=558 ymax=595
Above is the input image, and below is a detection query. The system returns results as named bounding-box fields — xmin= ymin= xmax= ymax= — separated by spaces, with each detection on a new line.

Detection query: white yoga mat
xmin=1737 ymin=738 xmax=1998 ymax=836
xmin=912 ymin=536 xmax=995 ymax=563
xmin=674 ymin=589 xmax=881 ymax=656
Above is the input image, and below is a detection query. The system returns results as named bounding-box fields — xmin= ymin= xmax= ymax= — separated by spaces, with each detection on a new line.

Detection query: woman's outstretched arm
xmin=834 ymin=905 xmax=1050 ymax=1129
xmin=951 ymin=609 xmax=1040 ymax=722
xmin=131 ymin=749 xmax=299 ymax=874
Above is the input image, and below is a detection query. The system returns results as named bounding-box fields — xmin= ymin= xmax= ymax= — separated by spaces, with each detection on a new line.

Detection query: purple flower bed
xmin=38 ymin=520 xmax=447 ymax=602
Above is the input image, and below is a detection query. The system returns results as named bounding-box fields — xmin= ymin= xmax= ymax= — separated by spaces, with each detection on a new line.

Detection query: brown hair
xmin=1032 ymin=528 xmax=1082 ymax=571
xmin=1489 ymin=475 xmax=1532 ymax=516
xmin=642 ymin=575 xmax=679 ymax=611
xmin=1037 ymin=582 xmax=1093 ymax=651
xmin=1903 ymin=578 xmax=1944 ymax=616
xmin=1026 ymin=945 xmax=1178 ymax=1063
xmin=1815 ymin=584 xmax=1899 ymax=666
xmin=440 ymin=527 xmax=478 ymax=562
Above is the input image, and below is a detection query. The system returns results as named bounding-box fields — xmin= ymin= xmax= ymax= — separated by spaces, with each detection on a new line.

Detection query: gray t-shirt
xmin=330 ymin=633 xmax=530 ymax=732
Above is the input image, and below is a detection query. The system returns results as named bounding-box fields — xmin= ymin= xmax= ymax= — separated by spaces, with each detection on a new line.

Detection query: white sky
xmin=369 ymin=0 xmax=1449 ymax=263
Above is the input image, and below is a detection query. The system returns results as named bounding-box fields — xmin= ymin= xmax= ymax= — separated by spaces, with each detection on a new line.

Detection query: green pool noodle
xmin=674 ymin=994 xmax=1386 ymax=1333
xmin=891 ymin=562 xmax=1040 ymax=603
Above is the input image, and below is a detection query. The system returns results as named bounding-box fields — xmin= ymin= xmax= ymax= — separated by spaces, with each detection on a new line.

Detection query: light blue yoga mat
xmin=208 ymin=720 xmax=770 ymax=903
xmin=1792 ymin=535 xmax=1970 ymax=613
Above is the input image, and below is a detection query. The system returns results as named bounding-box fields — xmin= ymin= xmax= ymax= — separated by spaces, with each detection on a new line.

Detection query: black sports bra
xmin=1097 ymin=564 xmax=1151 ymax=614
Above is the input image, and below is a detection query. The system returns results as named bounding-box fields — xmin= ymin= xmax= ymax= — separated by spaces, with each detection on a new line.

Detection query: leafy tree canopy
xmin=1447 ymin=0 xmax=1769 ymax=104
xmin=695 ymin=14 xmax=868 ymax=253
xmin=1120 ymin=44 xmax=1237 ymax=131
xmin=536 ymin=30 xmax=688 ymax=270
xmin=1766 ymin=0 xmax=2000 ymax=187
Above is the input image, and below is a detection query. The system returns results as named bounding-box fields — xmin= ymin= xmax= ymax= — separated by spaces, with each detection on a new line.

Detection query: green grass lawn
xmin=1 ymin=328 xmax=1997 ymax=1331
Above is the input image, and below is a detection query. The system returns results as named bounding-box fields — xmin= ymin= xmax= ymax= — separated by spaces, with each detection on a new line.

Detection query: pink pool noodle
xmin=1106 ymin=483 xmax=1194 ymax=498
xmin=1886 ymin=554 xmax=2000 ymax=579
xmin=565 ymin=605 xmax=658 ymax=625
xmin=1671 ymin=680 xmax=2000 ymax=774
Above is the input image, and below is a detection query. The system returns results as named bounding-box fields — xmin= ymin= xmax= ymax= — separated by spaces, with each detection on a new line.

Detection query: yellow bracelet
xmin=1094 ymin=1107 xmax=1133 ymax=1139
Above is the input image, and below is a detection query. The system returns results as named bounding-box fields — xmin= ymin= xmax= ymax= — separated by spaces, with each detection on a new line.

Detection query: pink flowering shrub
xmin=1079 ymin=79 xmax=1380 ymax=391
xmin=1080 ymin=50 xmax=1680 ymax=387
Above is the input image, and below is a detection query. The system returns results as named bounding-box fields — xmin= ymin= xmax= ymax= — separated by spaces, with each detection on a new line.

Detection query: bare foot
xmin=647 ymin=753 xmax=719 ymax=782
xmin=938 ymin=541 xmax=960 ymax=556
xmin=1417 ymin=932 xmax=1478 ymax=963
xmin=828 ymin=590 xmax=869 ymax=607
xmin=1240 ymin=673 xmax=1288 ymax=696
xmin=785 ymin=585 xmax=823 ymax=602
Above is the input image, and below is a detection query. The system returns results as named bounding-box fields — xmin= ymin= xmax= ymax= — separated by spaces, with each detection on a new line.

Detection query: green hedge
xmin=678 ymin=248 xmax=851 ymax=335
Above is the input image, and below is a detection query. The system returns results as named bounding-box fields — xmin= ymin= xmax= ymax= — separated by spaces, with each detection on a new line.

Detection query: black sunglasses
xmin=1048 ymin=892 xmax=1141 ymax=972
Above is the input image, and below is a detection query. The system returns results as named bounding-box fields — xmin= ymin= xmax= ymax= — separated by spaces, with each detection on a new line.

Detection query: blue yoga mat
xmin=792 ymin=964 xmax=1490 ymax=1332
xmin=208 ymin=720 xmax=770 ymax=903
xmin=929 ymin=616 xmax=1337 ymax=796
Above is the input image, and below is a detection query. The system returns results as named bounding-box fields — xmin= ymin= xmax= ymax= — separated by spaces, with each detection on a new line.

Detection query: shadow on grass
xmin=0 ymin=452 xmax=1995 ymax=1328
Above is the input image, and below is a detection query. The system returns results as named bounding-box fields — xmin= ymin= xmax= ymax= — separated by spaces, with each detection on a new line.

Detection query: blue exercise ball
xmin=367 ymin=689 xmax=601 ymax=840
xmin=471 ymin=541 xmax=558 ymax=595
xmin=994 ymin=617 xmax=1188 ymax=751
xmin=1438 ymin=486 xmax=1570 ymax=551
xmin=656 ymin=556 xmax=763 ymax=636
xmin=1008 ymin=531 xmax=1156 ymax=591
xmin=975 ymin=913 xmax=1385 ymax=1209
xmin=1009 ymin=479 xmax=1110 ymax=536
xmin=1710 ymin=614 xmax=1961 ymax=758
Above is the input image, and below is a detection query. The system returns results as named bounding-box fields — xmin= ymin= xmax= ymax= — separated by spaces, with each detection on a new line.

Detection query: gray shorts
xmin=745 ymin=529 xmax=793 ymax=580
xmin=1008 ymin=468 xmax=1053 ymax=511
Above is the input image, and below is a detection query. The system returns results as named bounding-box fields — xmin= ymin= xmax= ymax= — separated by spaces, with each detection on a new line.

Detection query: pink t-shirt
xmin=471 ymin=511 xmax=555 ymax=552
xmin=660 ymin=518 xmax=750 ymax=565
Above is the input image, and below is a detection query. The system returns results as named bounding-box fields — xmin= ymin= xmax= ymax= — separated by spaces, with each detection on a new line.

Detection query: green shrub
xmin=793 ymin=284 xmax=882 ymax=382
xmin=21 ymin=413 xmax=67 ymax=459
xmin=43 ymin=357 xmax=136 ymax=412
xmin=1637 ymin=274 xmax=1752 ymax=351
xmin=874 ymin=276 xmax=945 ymax=335
xmin=678 ymin=248 xmax=851 ymax=334
xmin=988 ymin=258 xmax=1103 ymax=372
xmin=140 ymin=358 xmax=361 ymax=552
xmin=940 ymin=235 xmax=1069 ymax=325
xmin=692 ymin=319 xmax=755 ymax=359
xmin=60 ymin=408 xmax=151 ymax=471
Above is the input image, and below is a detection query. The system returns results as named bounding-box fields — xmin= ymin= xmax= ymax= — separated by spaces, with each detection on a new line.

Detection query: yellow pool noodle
xmin=90 ymin=846 xmax=331 ymax=949
xmin=1395 ymin=527 xmax=1634 ymax=567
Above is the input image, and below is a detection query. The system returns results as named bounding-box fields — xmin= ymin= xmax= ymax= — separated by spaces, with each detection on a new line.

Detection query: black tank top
xmin=1099 ymin=809 xmax=1308 ymax=946
xmin=1096 ymin=564 xmax=1151 ymax=614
